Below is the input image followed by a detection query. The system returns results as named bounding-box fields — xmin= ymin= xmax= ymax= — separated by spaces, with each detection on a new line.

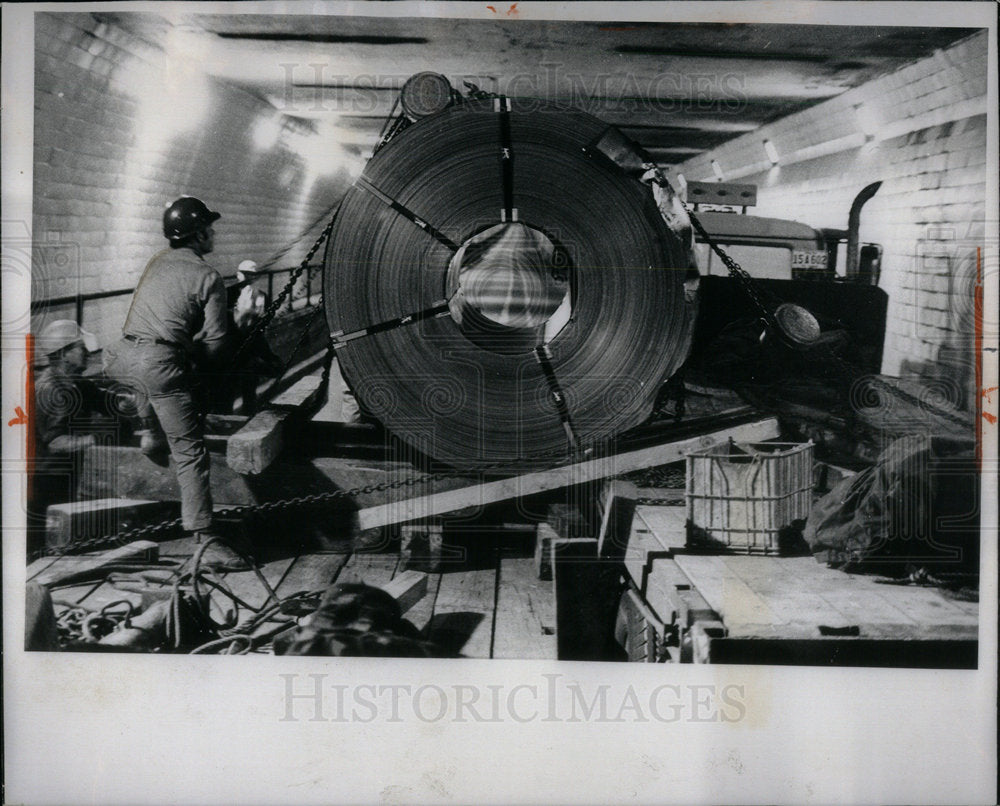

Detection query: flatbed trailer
xmin=615 ymin=502 xmax=979 ymax=668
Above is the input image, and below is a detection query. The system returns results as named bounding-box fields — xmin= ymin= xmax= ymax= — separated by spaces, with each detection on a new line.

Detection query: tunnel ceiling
xmin=94 ymin=12 xmax=978 ymax=165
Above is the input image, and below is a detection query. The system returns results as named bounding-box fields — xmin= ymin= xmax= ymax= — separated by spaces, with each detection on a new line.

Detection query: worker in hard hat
xmin=102 ymin=196 xmax=247 ymax=570
xmin=29 ymin=319 xmax=107 ymax=552
xmin=33 ymin=319 xmax=101 ymax=455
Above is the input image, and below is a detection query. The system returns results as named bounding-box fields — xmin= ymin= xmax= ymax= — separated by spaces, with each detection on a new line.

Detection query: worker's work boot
xmin=194 ymin=532 xmax=252 ymax=572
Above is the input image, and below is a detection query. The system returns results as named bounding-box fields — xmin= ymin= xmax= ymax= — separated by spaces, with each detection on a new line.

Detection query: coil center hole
xmin=447 ymin=222 xmax=571 ymax=354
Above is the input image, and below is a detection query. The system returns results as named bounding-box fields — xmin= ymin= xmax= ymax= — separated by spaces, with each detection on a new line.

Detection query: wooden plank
xmin=718 ymin=555 xmax=842 ymax=630
xmin=492 ymin=556 xmax=557 ymax=660
xmin=552 ymin=538 xmax=618 ymax=661
xmin=429 ymin=556 xmax=497 ymax=659
xmin=275 ymin=552 xmax=349 ymax=597
xmin=673 ymin=554 xmax=778 ymax=629
xmin=357 ymin=417 xmax=780 ymax=529
xmin=636 ymin=505 xmax=687 ymax=551
xmin=31 ymin=541 xmax=160 ymax=588
xmin=380 ymin=569 xmax=428 ymax=613
xmin=226 ymin=409 xmax=289 ymax=475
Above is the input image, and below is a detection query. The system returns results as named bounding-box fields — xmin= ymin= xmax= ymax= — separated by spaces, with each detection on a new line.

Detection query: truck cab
xmin=687 ymin=181 xmax=882 ymax=285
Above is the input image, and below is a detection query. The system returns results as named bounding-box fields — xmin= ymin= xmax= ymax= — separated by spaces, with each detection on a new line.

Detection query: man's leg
xmin=148 ymin=388 xmax=213 ymax=532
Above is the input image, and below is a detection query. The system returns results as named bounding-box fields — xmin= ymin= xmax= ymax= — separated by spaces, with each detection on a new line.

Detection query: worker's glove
xmin=233 ymin=286 xmax=267 ymax=332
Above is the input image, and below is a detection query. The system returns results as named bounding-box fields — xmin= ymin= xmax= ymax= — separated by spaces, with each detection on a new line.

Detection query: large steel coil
xmin=324 ymin=99 xmax=692 ymax=468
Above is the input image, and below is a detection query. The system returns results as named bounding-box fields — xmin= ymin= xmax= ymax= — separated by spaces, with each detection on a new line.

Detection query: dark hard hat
xmin=162 ymin=196 xmax=221 ymax=242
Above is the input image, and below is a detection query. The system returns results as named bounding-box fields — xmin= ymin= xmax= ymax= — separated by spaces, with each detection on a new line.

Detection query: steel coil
xmin=324 ymin=99 xmax=692 ymax=468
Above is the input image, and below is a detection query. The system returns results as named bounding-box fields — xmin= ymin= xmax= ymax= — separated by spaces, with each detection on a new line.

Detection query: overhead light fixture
xmin=854 ymin=103 xmax=878 ymax=141
xmin=763 ymin=139 xmax=779 ymax=165
xmin=711 ymin=160 xmax=724 ymax=180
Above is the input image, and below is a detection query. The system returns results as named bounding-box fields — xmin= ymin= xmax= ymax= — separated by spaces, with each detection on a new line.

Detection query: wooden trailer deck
xmin=31 ymin=528 xmax=558 ymax=659
xmin=624 ymin=504 xmax=980 ymax=667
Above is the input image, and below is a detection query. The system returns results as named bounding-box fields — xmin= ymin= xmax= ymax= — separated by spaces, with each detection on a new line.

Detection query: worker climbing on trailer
xmin=102 ymin=196 xmax=249 ymax=570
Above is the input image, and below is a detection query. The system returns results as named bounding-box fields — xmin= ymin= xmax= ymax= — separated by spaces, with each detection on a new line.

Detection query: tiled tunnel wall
xmin=670 ymin=30 xmax=989 ymax=409
xmin=31 ymin=12 xmax=354 ymax=348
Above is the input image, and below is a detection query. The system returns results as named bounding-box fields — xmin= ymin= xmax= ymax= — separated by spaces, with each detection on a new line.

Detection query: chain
xmin=32 ymin=439 xmax=600 ymax=561
xmin=231 ymin=209 xmax=340 ymax=365
xmin=679 ymin=196 xmax=781 ymax=329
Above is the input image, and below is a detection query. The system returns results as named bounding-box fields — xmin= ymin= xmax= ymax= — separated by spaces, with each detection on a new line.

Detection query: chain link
xmin=231 ymin=210 xmax=340 ymax=365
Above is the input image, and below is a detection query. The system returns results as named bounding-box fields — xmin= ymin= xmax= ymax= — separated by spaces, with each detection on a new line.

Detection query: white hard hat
xmin=36 ymin=319 xmax=98 ymax=357
xmin=237 ymin=260 xmax=259 ymax=275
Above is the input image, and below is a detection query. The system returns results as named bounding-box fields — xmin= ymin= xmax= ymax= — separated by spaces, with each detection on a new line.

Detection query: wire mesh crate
xmin=686 ymin=440 xmax=814 ymax=554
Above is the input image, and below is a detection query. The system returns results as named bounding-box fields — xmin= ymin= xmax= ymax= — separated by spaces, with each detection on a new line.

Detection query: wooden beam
xmin=226 ymin=409 xmax=289 ymax=475
xmin=44 ymin=498 xmax=180 ymax=550
xmin=269 ymin=374 xmax=324 ymax=409
xmin=357 ymin=417 xmax=780 ymax=530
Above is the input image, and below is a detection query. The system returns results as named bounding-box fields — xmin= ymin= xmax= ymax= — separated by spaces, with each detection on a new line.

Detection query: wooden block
xmin=552 ymin=538 xmax=618 ymax=661
xmin=44 ymin=498 xmax=180 ymax=550
xmin=400 ymin=524 xmax=443 ymax=572
xmin=534 ymin=522 xmax=558 ymax=580
xmin=380 ymin=569 xmax=428 ymax=614
xmin=31 ymin=541 xmax=160 ymax=588
xmin=226 ymin=409 xmax=288 ymax=475
xmin=597 ymin=480 xmax=638 ymax=558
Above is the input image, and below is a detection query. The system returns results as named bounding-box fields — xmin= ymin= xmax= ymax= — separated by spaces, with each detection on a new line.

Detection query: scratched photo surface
xmin=4 ymin=3 xmax=997 ymax=805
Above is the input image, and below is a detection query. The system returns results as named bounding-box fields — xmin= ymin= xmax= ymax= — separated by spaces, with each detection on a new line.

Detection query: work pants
xmin=102 ymin=339 xmax=213 ymax=531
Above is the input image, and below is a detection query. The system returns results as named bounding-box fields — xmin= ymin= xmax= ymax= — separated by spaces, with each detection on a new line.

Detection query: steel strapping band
xmin=533 ymin=344 xmax=579 ymax=449
xmin=355 ymin=176 xmax=459 ymax=252
xmin=497 ymin=95 xmax=514 ymax=221
xmin=330 ymin=300 xmax=451 ymax=349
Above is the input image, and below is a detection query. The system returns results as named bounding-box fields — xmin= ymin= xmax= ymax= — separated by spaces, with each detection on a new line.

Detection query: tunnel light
xmin=711 ymin=160 xmax=724 ymax=180
xmin=763 ymin=139 xmax=779 ymax=165
xmin=252 ymin=115 xmax=283 ymax=151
